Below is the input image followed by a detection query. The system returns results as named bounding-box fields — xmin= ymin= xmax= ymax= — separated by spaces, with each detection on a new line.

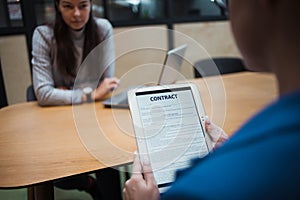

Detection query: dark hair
xmin=53 ymin=0 xmax=101 ymax=77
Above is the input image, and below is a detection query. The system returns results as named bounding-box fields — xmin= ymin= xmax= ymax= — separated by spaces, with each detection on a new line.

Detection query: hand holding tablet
xmin=127 ymin=83 xmax=213 ymax=193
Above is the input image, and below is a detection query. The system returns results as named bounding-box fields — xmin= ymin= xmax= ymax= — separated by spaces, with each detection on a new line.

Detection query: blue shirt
xmin=163 ymin=90 xmax=300 ymax=199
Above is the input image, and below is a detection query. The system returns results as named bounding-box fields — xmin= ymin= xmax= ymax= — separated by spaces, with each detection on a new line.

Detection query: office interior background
xmin=0 ymin=0 xmax=240 ymax=199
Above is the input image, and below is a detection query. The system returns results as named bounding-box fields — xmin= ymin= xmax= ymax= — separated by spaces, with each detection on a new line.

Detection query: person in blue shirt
xmin=123 ymin=0 xmax=300 ymax=199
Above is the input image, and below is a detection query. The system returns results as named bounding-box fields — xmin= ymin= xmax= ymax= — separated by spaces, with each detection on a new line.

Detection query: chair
xmin=26 ymin=85 xmax=37 ymax=101
xmin=194 ymin=57 xmax=247 ymax=78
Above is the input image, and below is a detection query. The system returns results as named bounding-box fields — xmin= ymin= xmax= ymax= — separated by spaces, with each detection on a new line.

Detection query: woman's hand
xmin=92 ymin=77 xmax=119 ymax=101
xmin=123 ymin=152 xmax=160 ymax=200
xmin=205 ymin=116 xmax=228 ymax=149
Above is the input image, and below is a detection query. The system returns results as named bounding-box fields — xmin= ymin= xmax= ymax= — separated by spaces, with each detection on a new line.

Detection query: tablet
xmin=128 ymin=83 xmax=213 ymax=193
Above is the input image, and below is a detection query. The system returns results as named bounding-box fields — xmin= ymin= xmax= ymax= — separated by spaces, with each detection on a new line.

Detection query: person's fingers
xmin=205 ymin=118 xmax=219 ymax=141
xmin=108 ymin=77 xmax=120 ymax=85
xmin=106 ymin=77 xmax=119 ymax=91
xmin=110 ymin=82 xmax=119 ymax=91
xmin=141 ymin=158 xmax=157 ymax=185
xmin=112 ymin=77 xmax=120 ymax=83
xmin=205 ymin=115 xmax=211 ymax=125
xmin=123 ymin=187 xmax=128 ymax=200
xmin=221 ymin=131 xmax=229 ymax=140
xmin=131 ymin=151 xmax=142 ymax=177
xmin=205 ymin=116 xmax=228 ymax=143
xmin=205 ymin=116 xmax=214 ymax=135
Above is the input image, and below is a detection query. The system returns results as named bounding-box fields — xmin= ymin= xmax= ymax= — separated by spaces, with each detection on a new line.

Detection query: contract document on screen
xmin=129 ymin=85 xmax=211 ymax=191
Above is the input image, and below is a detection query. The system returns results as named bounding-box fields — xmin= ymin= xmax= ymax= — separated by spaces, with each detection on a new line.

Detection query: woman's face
xmin=57 ymin=0 xmax=91 ymax=30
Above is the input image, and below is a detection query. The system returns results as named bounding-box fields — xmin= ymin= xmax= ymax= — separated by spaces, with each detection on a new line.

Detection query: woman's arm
xmin=31 ymin=26 xmax=83 ymax=106
xmin=92 ymin=18 xmax=119 ymax=100
xmin=95 ymin=18 xmax=115 ymax=78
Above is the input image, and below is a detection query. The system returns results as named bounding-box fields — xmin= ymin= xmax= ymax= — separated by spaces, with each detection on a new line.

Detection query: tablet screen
xmin=134 ymin=86 xmax=209 ymax=190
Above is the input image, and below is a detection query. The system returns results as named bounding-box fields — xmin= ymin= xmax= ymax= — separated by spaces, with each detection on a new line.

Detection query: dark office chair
xmin=194 ymin=57 xmax=247 ymax=78
xmin=26 ymin=85 xmax=37 ymax=101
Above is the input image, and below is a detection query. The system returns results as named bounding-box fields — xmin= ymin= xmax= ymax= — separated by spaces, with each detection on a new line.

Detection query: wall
xmin=174 ymin=20 xmax=241 ymax=79
xmin=0 ymin=21 xmax=240 ymax=106
xmin=113 ymin=25 xmax=168 ymax=89
xmin=175 ymin=21 xmax=240 ymax=59
xmin=113 ymin=21 xmax=241 ymax=81
xmin=0 ymin=35 xmax=32 ymax=105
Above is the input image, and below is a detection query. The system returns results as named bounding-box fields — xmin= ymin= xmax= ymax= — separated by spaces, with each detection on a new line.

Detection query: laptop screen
xmin=102 ymin=44 xmax=188 ymax=108
xmin=158 ymin=44 xmax=187 ymax=85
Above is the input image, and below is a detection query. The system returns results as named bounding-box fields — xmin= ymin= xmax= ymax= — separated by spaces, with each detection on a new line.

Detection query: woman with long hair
xmin=31 ymin=0 xmax=121 ymax=199
xmin=32 ymin=0 xmax=119 ymax=106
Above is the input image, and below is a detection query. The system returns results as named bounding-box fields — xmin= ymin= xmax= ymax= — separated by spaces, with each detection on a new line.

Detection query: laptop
xmin=102 ymin=44 xmax=187 ymax=108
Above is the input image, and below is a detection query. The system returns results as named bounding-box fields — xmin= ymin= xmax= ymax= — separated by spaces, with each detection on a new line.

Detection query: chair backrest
xmin=26 ymin=85 xmax=37 ymax=102
xmin=194 ymin=57 xmax=247 ymax=78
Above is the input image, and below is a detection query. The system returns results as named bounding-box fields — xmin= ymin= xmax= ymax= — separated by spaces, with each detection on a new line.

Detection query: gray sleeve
xmin=96 ymin=18 xmax=115 ymax=79
xmin=31 ymin=26 xmax=83 ymax=106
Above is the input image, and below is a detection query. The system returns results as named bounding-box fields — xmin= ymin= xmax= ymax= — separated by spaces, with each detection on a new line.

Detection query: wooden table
xmin=0 ymin=72 xmax=277 ymax=199
xmin=191 ymin=71 xmax=278 ymax=134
